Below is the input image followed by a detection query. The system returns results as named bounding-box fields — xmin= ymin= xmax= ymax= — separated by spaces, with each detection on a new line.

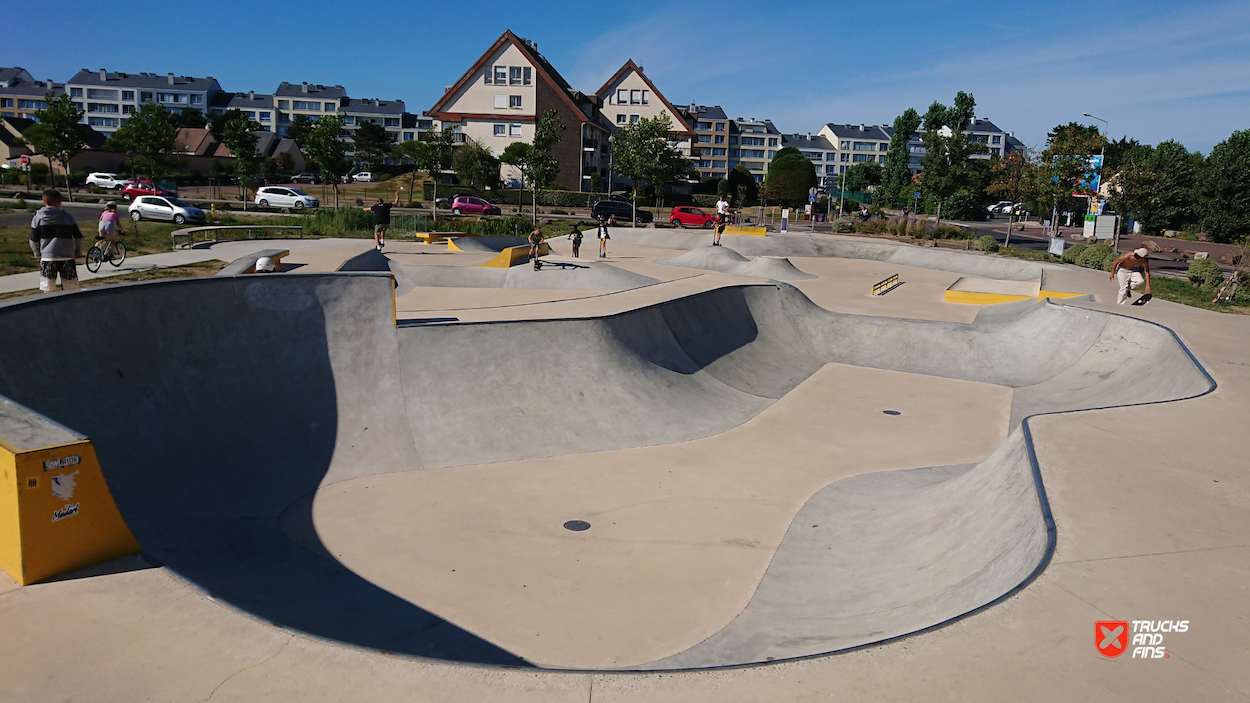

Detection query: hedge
xmin=976 ymin=235 xmax=1000 ymax=252
xmin=1187 ymin=258 xmax=1225 ymax=289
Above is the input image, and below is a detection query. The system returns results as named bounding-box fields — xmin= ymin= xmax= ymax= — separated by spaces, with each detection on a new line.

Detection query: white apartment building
xmin=729 ymin=117 xmax=782 ymax=182
xmin=780 ymin=132 xmax=839 ymax=182
xmin=64 ymin=69 xmax=222 ymax=136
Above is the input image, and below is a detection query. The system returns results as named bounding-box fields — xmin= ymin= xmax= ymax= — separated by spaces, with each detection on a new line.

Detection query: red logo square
xmin=1096 ymin=621 xmax=1129 ymax=657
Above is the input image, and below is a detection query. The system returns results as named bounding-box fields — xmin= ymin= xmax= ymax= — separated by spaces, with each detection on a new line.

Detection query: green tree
xmin=110 ymin=102 xmax=178 ymax=186
xmin=716 ymin=178 xmax=730 ymax=199
xmin=26 ymin=93 xmax=88 ymax=199
xmin=174 ymin=108 xmax=207 ymax=129
xmin=451 ymin=137 xmax=501 ymax=192
xmin=918 ymin=91 xmax=986 ymax=234
xmin=304 ymin=115 xmax=351 ymax=208
xmin=1033 ymin=122 xmax=1107 ymax=231
xmin=610 ymin=114 xmax=691 ymax=225
xmin=525 ymin=109 xmax=566 ymax=222
xmin=353 ymin=121 xmax=395 ymax=169
xmin=391 ymin=127 xmax=454 ymax=211
xmin=1195 ymin=129 xmax=1250 ymax=243
xmin=284 ymin=114 xmax=316 ymax=148
xmin=763 ymin=146 xmax=817 ymax=206
xmin=1111 ymin=141 xmax=1199 ymax=234
xmin=986 ymin=149 xmax=1038 ymax=243
xmin=726 ymin=164 xmax=757 ymax=207
xmin=880 ymin=107 xmax=922 ymax=207
xmin=843 ymin=161 xmax=882 ymax=193
xmin=500 ymin=141 xmax=534 ymax=214
xmin=221 ymin=113 xmax=262 ymax=206
xmin=261 ymin=156 xmax=278 ymax=186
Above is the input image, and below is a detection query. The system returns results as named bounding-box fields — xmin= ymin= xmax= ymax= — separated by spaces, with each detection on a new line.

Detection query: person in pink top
xmin=97 ymin=201 xmax=125 ymax=258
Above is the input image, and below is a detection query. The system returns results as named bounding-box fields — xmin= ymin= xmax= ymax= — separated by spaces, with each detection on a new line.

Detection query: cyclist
xmin=529 ymin=225 xmax=544 ymax=270
xmin=97 ymin=201 xmax=125 ymax=257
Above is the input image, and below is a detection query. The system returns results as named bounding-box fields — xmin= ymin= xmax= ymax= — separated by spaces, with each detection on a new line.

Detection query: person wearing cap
xmin=97 ymin=201 xmax=125 ymax=259
xmin=1110 ymin=247 xmax=1152 ymax=304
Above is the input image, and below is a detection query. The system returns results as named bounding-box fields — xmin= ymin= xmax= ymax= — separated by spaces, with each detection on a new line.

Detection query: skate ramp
xmin=658 ymin=246 xmax=817 ymax=280
xmin=0 ymin=275 xmax=1213 ymax=670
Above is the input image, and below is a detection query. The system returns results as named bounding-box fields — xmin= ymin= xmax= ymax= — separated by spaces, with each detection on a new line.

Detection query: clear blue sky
xmin=5 ymin=0 xmax=1246 ymax=153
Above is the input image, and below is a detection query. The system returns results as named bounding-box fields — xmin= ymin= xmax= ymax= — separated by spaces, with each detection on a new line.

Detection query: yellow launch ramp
xmin=0 ymin=398 xmax=140 ymax=585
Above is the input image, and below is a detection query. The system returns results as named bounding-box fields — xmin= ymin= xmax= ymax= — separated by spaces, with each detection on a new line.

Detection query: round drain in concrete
xmin=563 ymin=520 xmax=591 ymax=531
xmin=883 ymin=410 xmax=902 ymax=416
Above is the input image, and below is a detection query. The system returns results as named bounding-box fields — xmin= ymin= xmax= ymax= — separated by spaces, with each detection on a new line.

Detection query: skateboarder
xmin=529 ymin=225 xmax=544 ymax=270
xmin=568 ymin=223 xmax=584 ymax=258
xmin=364 ymin=191 xmax=400 ymax=251
xmin=1110 ymin=247 xmax=1152 ymax=305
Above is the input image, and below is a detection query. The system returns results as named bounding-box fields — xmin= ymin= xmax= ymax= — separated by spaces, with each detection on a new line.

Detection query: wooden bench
xmin=215 ymin=249 xmax=291 ymax=276
xmin=171 ymin=225 xmax=302 ymax=250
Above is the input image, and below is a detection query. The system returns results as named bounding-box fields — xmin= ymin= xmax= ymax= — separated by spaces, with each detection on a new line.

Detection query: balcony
xmin=583 ymin=138 xmax=599 ymax=152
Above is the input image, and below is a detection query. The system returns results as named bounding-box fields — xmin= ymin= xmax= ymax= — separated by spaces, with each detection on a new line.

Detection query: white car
xmin=129 ymin=195 xmax=206 ymax=225
xmin=86 ymin=172 xmax=130 ymax=190
xmin=351 ymin=171 xmax=375 ymax=182
xmin=255 ymin=186 xmax=319 ymax=209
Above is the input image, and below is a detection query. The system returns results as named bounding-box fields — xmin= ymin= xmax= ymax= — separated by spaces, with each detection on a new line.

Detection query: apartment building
xmin=729 ymin=117 xmax=782 ymax=182
xmin=64 ymin=69 xmax=222 ymax=137
xmin=273 ymin=82 xmax=347 ymax=133
xmin=679 ymin=105 xmax=730 ymax=179
xmin=208 ymin=91 xmax=276 ymax=130
xmin=780 ymin=132 xmax=839 ymax=182
xmin=817 ymin=123 xmax=890 ymax=179
xmin=0 ymin=68 xmax=66 ymax=121
xmin=428 ymin=30 xmax=611 ymax=192
xmin=343 ymin=98 xmax=405 ymax=138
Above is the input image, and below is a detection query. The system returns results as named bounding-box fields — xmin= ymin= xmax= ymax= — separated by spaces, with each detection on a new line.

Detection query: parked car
xmin=128 ymin=195 xmax=206 ymax=225
xmin=120 ymin=183 xmax=175 ymax=200
xmin=289 ymin=173 xmax=320 ymax=184
xmin=85 ymin=172 xmax=130 ymax=190
xmin=988 ymin=200 xmax=1014 ymax=214
xmin=669 ymin=206 xmax=715 ymax=227
xmin=592 ymin=198 xmax=652 ymax=223
xmin=449 ymin=195 xmax=501 ymax=216
xmin=255 ymin=186 xmax=319 ymax=209
xmin=351 ymin=171 xmax=376 ymax=182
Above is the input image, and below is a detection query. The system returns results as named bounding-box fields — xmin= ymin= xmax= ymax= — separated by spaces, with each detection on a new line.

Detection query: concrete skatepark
xmin=0 ymin=229 xmax=1246 ymax=700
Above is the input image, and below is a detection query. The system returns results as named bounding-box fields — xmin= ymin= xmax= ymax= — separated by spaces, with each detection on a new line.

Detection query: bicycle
xmin=85 ymin=235 xmax=127 ymax=273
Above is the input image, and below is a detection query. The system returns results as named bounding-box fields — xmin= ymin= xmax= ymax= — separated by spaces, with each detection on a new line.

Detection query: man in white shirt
xmin=714 ymin=196 xmax=729 ymax=246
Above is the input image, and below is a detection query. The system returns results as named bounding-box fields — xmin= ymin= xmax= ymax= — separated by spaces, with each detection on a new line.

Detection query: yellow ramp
xmin=0 ymin=406 xmax=140 ymax=584
xmin=476 ymin=242 xmax=550 ymax=268
xmin=944 ymin=276 xmax=1084 ymax=305
xmin=722 ymin=225 xmax=767 ymax=236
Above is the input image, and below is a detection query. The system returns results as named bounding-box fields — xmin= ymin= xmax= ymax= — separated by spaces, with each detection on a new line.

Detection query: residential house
xmin=780 ymin=132 xmax=839 ymax=184
xmin=1 ymin=115 xmax=113 ymax=173
xmin=817 ymin=123 xmax=891 ymax=179
xmin=679 ymin=104 xmax=731 ymax=180
xmin=729 ymin=117 xmax=782 ymax=182
xmin=342 ymin=98 xmax=406 ymax=145
xmin=213 ymin=129 xmax=305 ymax=172
xmin=273 ymin=82 xmax=347 ymax=134
xmin=65 ymin=69 xmax=223 ymax=137
xmin=208 ymin=91 xmax=277 ymax=131
xmin=1 ymin=68 xmax=66 ymax=121
xmin=403 ymin=112 xmax=436 ymax=143
xmin=1 ymin=116 xmax=35 ymax=162
xmin=173 ymin=127 xmax=219 ymax=156
xmin=428 ymin=30 xmax=611 ymax=192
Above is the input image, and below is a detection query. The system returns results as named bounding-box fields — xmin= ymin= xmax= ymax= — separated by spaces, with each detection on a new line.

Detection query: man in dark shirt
xmin=364 ymin=191 xmax=401 ymax=250
xmin=30 ymin=189 xmax=84 ymax=292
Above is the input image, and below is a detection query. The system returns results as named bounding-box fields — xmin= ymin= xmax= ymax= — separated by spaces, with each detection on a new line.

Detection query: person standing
xmin=1110 ymin=247 xmax=1152 ymax=304
xmin=598 ymin=217 xmax=611 ymax=258
xmin=30 ymin=189 xmax=83 ymax=293
xmin=568 ymin=222 xmax=584 ymax=258
xmin=529 ymin=225 xmax=544 ymax=270
xmin=97 ymin=200 xmax=125 ymax=258
xmin=715 ymin=195 xmax=729 ymax=221
xmin=364 ymin=190 xmax=400 ymax=251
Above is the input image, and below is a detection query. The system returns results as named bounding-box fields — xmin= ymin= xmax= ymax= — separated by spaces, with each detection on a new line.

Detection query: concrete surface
xmin=658 ymin=245 xmax=817 ymax=280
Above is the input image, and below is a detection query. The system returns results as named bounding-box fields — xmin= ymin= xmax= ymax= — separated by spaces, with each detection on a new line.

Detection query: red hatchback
xmin=669 ymin=206 xmax=715 ymax=227
xmin=121 ymin=183 xmax=175 ymax=200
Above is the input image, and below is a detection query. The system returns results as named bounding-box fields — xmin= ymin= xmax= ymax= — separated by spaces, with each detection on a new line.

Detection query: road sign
xmin=19 ymin=155 xmax=29 ymax=166
xmin=809 ymin=193 xmax=817 ymax=203
xmin=914 ymin=191 xmax=920 ymax=199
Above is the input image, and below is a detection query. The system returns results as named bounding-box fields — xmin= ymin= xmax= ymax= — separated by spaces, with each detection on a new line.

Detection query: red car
xmin=121 ymin=183 xmax=175 ymax=200
xmin=450 ymin=195 xmax=501 ymax=216
xmin=669 ymin=206 xmax=716 ymax=227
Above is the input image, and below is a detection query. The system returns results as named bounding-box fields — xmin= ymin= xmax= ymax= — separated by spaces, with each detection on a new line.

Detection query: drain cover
xmin=883 ymin=410 xmax=902 ymax=416
xmin=563 ymin=520 xmax=591 ymax=532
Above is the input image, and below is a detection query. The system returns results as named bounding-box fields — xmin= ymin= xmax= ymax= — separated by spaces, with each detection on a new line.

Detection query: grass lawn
xmin=0 ymin=261 xmax=228 ymax=301
xmin=0 ymin=220 xmax=193 ymax=276
xmin=1147 ymin=276 xmax=1250 ymax=314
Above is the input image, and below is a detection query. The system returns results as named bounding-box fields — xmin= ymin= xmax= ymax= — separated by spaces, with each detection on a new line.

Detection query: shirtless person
xmin=364 ymin=191 xmax=401 ymax=251
xmin=1110 ymin=247 xmax=1152 ymax=304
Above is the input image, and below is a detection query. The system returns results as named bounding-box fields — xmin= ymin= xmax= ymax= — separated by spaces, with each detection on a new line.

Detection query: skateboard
xmin=1131 ymin=293 xmax=1152 ymax=306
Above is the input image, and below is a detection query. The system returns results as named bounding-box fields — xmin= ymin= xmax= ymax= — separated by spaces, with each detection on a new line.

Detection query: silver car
xmin=255 ymin=186 xmax=319 ymax=209
xmin=129 ymin=195 xmax=207 ymax=225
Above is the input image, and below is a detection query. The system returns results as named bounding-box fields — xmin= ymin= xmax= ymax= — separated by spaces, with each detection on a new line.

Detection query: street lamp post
xmin=1083 ymin=112 xmax=1111 ymax=249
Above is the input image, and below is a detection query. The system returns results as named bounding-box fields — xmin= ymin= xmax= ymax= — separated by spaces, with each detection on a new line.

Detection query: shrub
xmin=834 ymin=219 xmax=855 ymax=233
xmin=976 ymin=235 xmax=1000 ymax=252
xmin=692 ymin=194 xmax=719 ymax=208
xmin=944 ymin=190 xmax=985 ymax=221
xmin=1061 ymin=243 xmax=1086 ymax=264
xmin=1077 ymin=243 xmax=1114 ymax=269
xmin=1187 ymin=258 xmax=1225 ymax=289
xmin=297 ymin=207 xmax=375 ymax=235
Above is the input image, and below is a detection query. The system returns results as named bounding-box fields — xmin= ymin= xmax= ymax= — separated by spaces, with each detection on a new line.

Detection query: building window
xmin=345 ymin=115 xmax=356 ymax=125
xmin=19 ymin=99 xmax=48 ymax=110
xmin=630 ymin=90 xmax=641 ymax=105
xmin=630 ymin=114 xmax=640 ymax=123
xmin=616 ymin=89 xmax=627 ymax=104
xmin=510 ymin=67 xmax=522 ymax=85
xmin=729 ymin=148 xmax=739 ymax=157
xmin=991 ymin=147 xmax=1000 ymax=155
xmin=121 ymin=90 xmax=134 ymax=101
xmin=509 ymin=123 xmax=522 ymax=137
xmin=509 ymin=95 xmax=522 ymax=109
xmin=697 ymin=135 xmax=711 ymax=143
xmin=712 ymin=160 xmax=726 ymax=169
xmin=495 ymin=66 xmax=508 ymax=84
xmin=404 ymin=132 xmax=415 ymax=141
xmin=715 ymin=123 xmax=725 ymax=132
xmin=768 ymin=138 xmax=778 ymax=146
xmin=826 ymin=165 xmax=837 ymax=173
xmin=742 ymin=149 xmax=765 ymax=158
xmin=121 ymin=104 xmax=134 ymax=115
xmin=0 ymin=98 xmax=10 ymax=108
xmin=70 ymin=87 xmax=83 ymax=97
xmin=494 ymin=124 xmax=506 ymax=136
xmin=714 ymin=135 xmax=725 ymax=144
xmin=257 ymin=111 xmax=270 ymax=122
xmin=697 ymin=121 xmax=712 ymax=130
xmin=840 ymin=165 xmax=847 ymax=174
xmin=278 ymin=113 xmax=290 ymax=123
xmin=992 ymin=135 xmax=1002 ymax=144
xmin=840 ymin=153 xmax=849 ymax=162
xmin=494 ymin=94 xmax=506 ymax=109
xmin=879 ymin=143 xmax=889 ymax=151
xmin=293 ymin=100 xmax=318 ymax=111
xmin=191 ymin=94 xmax=203 ymax=105
xmin=741 ymin=136 xmax=764 ymax=146
xmin=87 ymin=117 xmax=118 ymax=127
xmin=729 ymin=136 xmax=738 ymax=145
xmin=839 ymin=140 xmax=850 ymax=150
xmin=852 ymin=154 xmax=870 ymax=162
xmin=484 ymin=68 xmax=492 ymax=84
xmin=853 ymin=141 xmax=874 ymax=151
xmin=712 ymin=148 xmax=726 ymax=156
xmin=87 ymin=88 xmax=117 ymax=100
xmin=616 ymin=114 xmax=626 ymax=124
xmin=768 ymin=150 xmax=777 ymax=158
xmin=324 ymin=102 xmax=335 ymax=112
xmin=384 ymin=118 xmax=400 ymax=127
xmin=878 ymin=155 xmax=886 ymax=163
xmin=523 ymin=67 xmax=531 ymax=85
xmin=244 ymin=111 xmax=256 ymax=119
xmin=641 ymin=91 xmax=649 ymax=105
xmin=278 ymin=100 xmax=289 ymax=109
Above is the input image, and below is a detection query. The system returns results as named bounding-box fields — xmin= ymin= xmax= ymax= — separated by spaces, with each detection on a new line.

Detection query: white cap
xmin=1134 ymin=248 xmax=1149 ymax=258
xmin=255 ymin=257 xmax=276 ymax=273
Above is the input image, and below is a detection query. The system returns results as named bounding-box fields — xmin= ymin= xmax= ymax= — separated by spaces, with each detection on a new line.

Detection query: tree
xmin=1110 ymin=141 xmax=1199 ymax=234
xmin=274 ymin=151 xmax=294 ymax=172
xmin=843 ymin=161 xmax=882 ymax=193
xmin=763 ymin=146 xmax=818 ymax=206
xmin=726 ymin=164 xmax=757 ymax=207
xmin=610 ymin=114 xmax=691 ymax=226
xmin=110 ymin=102 xmax=178 ymax=186
xmin=1195 ymin=129 xmax=1250 ymax=243
xmin=918 ymin=91 xmax=986 ymax=233
xmin=986 ymin=149 xmax=1039 ymax=244
xmin=284 ymin=114 xmax=316 ymax=148
xmin=26 ymin=93 xmax=87 ymax=199
xmin=261 ymin=157 xmax=278 ymax=186
xmin=304 ymin=115 xmax=351 ymax=208
xmin=174 ymin=108 xmax=207 ymax=129
xmin=391 ymin=127 xmax=454 ymax=211
xmin=221 ymin=112 xmax=262 ymax=206
xmin=527 ymin=109 xmax=565 ymax=222
xmin=353 ymin=121 xmax=395 ymax=169
xmin=716 ymin=178 xmax=730 ymax=199
xmin=1033 ymin=122 xmax=1107 ymax=233
xmin=451 ymin=137 xmax=501 ymax=192
xmin=500 ymin=141 xmax=534 ymax=214
xmin=880 ymin=107 xmax=922 ymax=207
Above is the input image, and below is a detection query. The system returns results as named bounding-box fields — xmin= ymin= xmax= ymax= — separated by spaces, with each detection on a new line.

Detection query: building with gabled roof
xmin=64 ymin=69 xmax=223 ymax=137
xmin=1 ymin=68 xmax=66 ymax=121
xmin=428 ymin=29 xmax=610 ymax=192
